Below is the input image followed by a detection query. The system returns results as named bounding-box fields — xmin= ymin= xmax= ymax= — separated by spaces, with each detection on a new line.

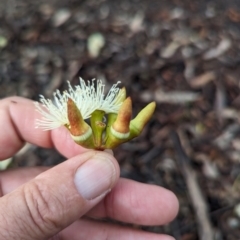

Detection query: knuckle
xmin=22 ymin=180 xmax=65 ymax=234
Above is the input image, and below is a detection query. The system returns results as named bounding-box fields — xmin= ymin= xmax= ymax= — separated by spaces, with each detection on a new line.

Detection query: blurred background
xmin=1 ymin=0 xmax=240 ymax=239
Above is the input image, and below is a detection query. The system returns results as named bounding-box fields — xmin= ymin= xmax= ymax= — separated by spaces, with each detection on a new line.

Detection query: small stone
xmin=87 ymin=33 xmax=105 ymax=58
xmin=170 ymin=7 xmax=184 ymax=19
xmin=52 ymin=8 xmax=71 ymax=27
xmin=0 ymin=36 xmax=8 ymax=48
xmin=227 ymin=217 xmax=240 ymax=229
xmin=130 ymin=11 xmax=144 ymax=32
xmin=234 ymin=203 xmax=240 ymax=217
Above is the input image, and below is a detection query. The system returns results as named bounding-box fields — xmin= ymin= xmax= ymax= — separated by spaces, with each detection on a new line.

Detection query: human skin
xmin=0 ymin=97 xmax=179 ymax=240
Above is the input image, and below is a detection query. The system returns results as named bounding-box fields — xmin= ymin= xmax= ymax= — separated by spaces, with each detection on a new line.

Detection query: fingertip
xmin=74 ymin=151 xmax=120 ymax=200
xmin=162 ymin=188 xmax=179 ymax=223
xmin=51 ymin=126 xmax=86 ymax=157
xmin=0 ymin=97 xmax=88 ymax=158
xmin=94 ymin=151 xmax=120 ymax=181
xmin=101 ymin=179 xmax=179 ymax=226
xmin=7 ymin=96 xmax=53 ymax=148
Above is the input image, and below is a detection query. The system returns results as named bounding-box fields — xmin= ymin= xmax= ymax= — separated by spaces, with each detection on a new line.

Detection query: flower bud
xmin=112 ymin=97 xmax=132 ymax=136
xmin=105 ymin=97 xmax=132 ymax=148
xmin=67 ymin=98 xmax=94 ymax=148
xmin=129 ymin=102 xmax=156 ymax=138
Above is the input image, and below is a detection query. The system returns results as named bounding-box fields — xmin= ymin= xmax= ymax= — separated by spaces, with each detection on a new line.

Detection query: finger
xmin=58 ymin=218 xmax=175 ymax=240
xmin=0 ymin=167 xmax=49 ymax=195
xmin=0 ymin=167 xmax=178 ymax=226
xmin=0 ymin=151 xmax=120 ymax=239
xmin=0 ymin=97 xmax=87 ymax=160
xmin=88 ymin=179 xmax=179 ymax=225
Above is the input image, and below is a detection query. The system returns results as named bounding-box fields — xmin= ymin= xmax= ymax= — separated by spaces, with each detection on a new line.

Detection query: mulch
xmin=1 ymin=0 xmax=240 ymax=239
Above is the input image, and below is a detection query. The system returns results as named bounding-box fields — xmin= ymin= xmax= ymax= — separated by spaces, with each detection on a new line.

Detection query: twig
xmin=171 ymin=131 xmax=214 ymax=240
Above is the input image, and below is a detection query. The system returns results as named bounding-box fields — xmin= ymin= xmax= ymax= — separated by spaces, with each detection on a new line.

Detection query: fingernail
xmin=74 ymin=153 xmax=116 ymax=200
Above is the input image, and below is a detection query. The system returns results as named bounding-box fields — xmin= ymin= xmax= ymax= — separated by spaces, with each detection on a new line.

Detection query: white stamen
xmin=35 ymin=78 xmax=123 ymax=130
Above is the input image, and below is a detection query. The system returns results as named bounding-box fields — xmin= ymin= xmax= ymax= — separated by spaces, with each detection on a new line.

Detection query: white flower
xmin=35 ymin=78 xmax=123 ymax=130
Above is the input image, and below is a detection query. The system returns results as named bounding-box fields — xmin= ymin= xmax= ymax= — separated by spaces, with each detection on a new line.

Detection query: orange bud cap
xmin=67 ymin=98 xmax=90 ymax=137
xmin=112 ymin=97 xmax=132 ymax=134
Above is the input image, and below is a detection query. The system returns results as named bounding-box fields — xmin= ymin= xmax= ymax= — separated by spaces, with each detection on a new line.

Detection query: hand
xmin=0 ymin=97 xmax=179 ymax=240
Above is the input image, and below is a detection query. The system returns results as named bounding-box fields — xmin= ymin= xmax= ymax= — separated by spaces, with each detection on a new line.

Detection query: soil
xmin=1 ymin=0 xmax=240 ymax=239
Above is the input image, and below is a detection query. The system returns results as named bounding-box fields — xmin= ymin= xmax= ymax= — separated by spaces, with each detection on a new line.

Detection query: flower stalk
xmin=90 ymin=110 xmax=106 ymax=149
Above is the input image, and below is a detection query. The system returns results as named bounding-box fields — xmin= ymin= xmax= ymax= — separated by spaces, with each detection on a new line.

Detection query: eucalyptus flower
xmin=35 ymin=78 xmax=156 ymax=150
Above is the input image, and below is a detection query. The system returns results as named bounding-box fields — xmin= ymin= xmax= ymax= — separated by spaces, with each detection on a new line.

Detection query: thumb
xmin=0 ymin=150 xmax=119 ymax=240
